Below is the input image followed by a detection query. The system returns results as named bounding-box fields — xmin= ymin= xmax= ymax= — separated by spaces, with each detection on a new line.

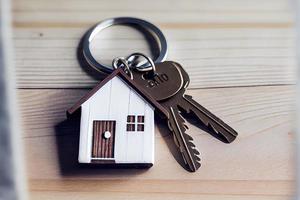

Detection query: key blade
xmin=182 ymin=95 xmax=238 ymax=143
xmin=171 ymin=61 xmax=238 ymax=143
xmin=169 ymin=106 xmax=201 ymax=172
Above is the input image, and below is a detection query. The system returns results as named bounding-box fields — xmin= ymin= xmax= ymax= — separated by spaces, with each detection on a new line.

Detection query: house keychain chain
xmin=67 ymin=17 xmax=238 ymax=172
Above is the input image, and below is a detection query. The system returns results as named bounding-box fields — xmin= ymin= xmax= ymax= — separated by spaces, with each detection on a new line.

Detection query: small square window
xmin=126 ymin=115 xmax=145 ymax=132
xmin=127 ymin=115 xmax=135 ymax=123
xmin=137 ymin=124 xmax=144 ymax=131
xmin=127 ymin=124 xmax=135 ymax=131
xmin=137 ymin=115 xmax=145 ymax=123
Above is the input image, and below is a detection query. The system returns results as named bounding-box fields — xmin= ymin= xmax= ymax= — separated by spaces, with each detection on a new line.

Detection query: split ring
xmin=82 ymin=17 xmax=168 ymax=74
xmin=112 ymin=57 xmax=133 ymax=79
xmin=126 ymin=52 xmax=157 ymax=74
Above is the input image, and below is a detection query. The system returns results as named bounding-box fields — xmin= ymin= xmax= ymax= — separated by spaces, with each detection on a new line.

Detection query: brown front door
xmin=91 ymin=120 xmax=116 ymax=159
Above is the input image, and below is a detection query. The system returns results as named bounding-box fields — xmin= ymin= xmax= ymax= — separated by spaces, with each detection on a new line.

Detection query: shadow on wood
xmin=55 ymin=111 xmax=150 ymax=177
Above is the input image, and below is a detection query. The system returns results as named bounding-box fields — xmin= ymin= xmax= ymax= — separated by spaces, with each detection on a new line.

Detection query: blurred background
xmin=0 ymin=0 xmax=297 ymax=199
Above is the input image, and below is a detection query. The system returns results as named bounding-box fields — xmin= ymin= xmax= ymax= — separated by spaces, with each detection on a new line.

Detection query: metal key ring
xmin=126 ymin=52 xmax=157 ymax=73
xmin=82 ymin=17 xmax=168 ymax=74
xmin=112 ymin=57 xmax=133 ymax=79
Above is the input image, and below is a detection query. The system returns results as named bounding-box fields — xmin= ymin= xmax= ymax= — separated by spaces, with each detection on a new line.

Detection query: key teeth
xmin=187 ymin=141 xmax=196 ymax=148
xmin=185 ymin=134 xmax=193 ymax=141
xmin=182 ymin=94 xmax=238 ymax=144
xmin=169 ymin=106 xmax=203 ymax=172
xmin=193 ymin=148 xmax=200 ymax=156
xmin=195 ymin=161 xmax=201 ymax=169
xmin=180 ymin=115 xmax=202 ymax=171
xmin=183 ymin=124 xmax=189 ymax=130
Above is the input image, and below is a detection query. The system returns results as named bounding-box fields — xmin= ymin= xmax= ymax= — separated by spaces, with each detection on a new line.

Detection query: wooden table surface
xmin=13 ymin=0 xmax=296 ymax=199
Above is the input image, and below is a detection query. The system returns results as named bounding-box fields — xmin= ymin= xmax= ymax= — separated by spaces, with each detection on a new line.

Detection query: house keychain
xmin=67 ymin=17 xmax=238 ymax=172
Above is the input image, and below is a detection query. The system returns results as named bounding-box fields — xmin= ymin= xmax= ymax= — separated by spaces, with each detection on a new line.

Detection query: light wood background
xmin=13 ymin=0 xmax=297 ymax=199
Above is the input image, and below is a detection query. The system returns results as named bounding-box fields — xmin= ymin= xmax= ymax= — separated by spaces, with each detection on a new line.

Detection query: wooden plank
xmin=11 ymin=0 xmax=296 ymax=89
xmin=28 ymin=180 xmax=294 ymax=196
xmin=14 ymin=27 xmax=296 ymax=88
xmin=12 ymin=0 xmax=291 ymax=12
xmin=19 ymin=86 xmax=295 ymax=137
xmin=23 ymin=130 xmax=295 ymax=180
xmin=12 ymin=16 xmax=293 ymax=27
xmin=12 ymin=0 xmax=296 ymax=199
xmin=13 ymin=27 xmax=294 ymax=39
xmin=20 ymin=86 xmax=295 ymax=182
xmin=11 ymin=0 xmax=293 ymax=25
xmin=30 ymin=191 xmax=292 ymax=200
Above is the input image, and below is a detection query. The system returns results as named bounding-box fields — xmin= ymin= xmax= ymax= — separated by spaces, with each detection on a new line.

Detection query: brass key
xmin=131 ymin=61 xmax=238 ymax=172
xmin=161 ymin=62 xmax=238 ymax=144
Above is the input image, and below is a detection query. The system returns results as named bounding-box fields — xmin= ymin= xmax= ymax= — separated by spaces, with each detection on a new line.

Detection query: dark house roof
xmin=67 ymin=68 xmax=168 ymax=117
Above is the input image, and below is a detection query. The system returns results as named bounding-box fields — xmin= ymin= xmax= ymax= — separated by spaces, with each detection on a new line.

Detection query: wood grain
xmin=11 ymin=0 xmax=293 ymax=12
xmin=19 ymin=85 xmax=295 ymax=198
xmin=30 ymin=192 xmax=292 ymax=200
xmin=20 ymin=86 xmax=295 ymax=179
xmin=14 ymin=27 xmax=296 ymax=89
xmin=92 ymin=120 xmax=115 ymax=159
xmin=13 ymin=0 xmax=296 ymax=199
xmin=28 ymin=180 xmax=293 ymax=196
xmin=12 ymin=0 xmax=296 ymax=89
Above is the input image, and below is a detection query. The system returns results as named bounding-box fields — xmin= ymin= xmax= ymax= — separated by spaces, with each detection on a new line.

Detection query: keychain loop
xmin=126 ymin=52 xmax=157 ymax=74
xmin=112 ymin=57 xmax=134 ymax=79
xmin=83 ymin=17 xmax=168 ymax=74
